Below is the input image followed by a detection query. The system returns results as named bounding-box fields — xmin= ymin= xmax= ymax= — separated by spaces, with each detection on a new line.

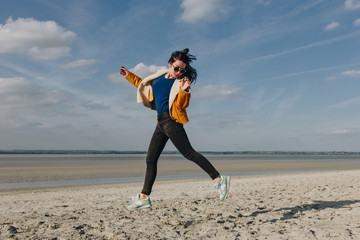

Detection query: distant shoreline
xmin=1 ymin=150 xmax=359 ymax=155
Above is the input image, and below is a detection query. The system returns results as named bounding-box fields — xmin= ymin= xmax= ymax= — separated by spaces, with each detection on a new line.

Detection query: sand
xmin=1 ymin=170 xmax=360 ymax=239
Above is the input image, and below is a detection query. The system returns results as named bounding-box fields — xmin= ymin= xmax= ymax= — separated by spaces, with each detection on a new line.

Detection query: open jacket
xmin=125 ymin=69 xmax=191 ymax=124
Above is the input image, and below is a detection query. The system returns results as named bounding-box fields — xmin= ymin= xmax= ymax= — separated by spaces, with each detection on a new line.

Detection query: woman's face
xmin=168 ymin=59 xmax=186 ymax=79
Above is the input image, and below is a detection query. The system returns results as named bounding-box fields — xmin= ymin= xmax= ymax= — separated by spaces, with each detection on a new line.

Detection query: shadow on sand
xmin=248 ymin=200 xmax=360 ymax=221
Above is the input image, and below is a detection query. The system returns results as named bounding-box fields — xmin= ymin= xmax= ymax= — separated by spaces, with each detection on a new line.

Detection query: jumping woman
xmin=120 ymin=48 xmax=230 ymax=211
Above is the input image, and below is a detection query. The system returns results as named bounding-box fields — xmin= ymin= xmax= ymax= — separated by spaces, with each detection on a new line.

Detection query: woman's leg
xmin=163 ymin=118 xmax=220 ymax=180
xmin=141 ymin=123 xmax=169 ymax=196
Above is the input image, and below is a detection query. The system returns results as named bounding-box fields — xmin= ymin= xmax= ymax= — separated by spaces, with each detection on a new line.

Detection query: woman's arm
xmin=172 ymin=87 xmax=191 ymax=124
xmin=174 ymin=77 xmax=191 ymax=109
xmin=175 ymin=89 xmax=191 ymax=109
xmin=120 ymin=66 xmax=143 ymax=88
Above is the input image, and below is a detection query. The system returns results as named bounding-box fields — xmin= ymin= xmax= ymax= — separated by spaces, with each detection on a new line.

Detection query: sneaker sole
xmin=127 ymin=204 xmax=152 ymax=211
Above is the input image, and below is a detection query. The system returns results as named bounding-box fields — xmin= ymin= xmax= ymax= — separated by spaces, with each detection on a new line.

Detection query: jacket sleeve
xmin=173 ymin=88 xmax=191 ymax=109
xmin=125 ymin=72 xmax=143 ymax=88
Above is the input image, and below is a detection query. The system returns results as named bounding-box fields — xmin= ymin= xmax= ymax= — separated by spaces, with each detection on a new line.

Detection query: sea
xmin=1 ymin=153 xmax=359 ymax=191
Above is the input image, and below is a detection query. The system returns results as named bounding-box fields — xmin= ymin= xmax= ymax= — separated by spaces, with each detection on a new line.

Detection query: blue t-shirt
xmin=152 ymin=74 xmax=175 ymax=115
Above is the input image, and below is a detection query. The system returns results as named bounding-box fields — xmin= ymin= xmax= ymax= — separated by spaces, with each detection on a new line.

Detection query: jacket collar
xmin=141 ymin=68 xmax=169 ymax=85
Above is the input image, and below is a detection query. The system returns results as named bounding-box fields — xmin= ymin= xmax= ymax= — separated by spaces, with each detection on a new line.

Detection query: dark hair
xmin=168 ymin=48 xmax=197 ymax=83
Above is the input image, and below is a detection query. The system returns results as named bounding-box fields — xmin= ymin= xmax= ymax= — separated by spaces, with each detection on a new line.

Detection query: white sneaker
xmin=214 ymin=176 xmax=230 ymax=200
xmin=127 ymin=194 xmax=152 ymax=211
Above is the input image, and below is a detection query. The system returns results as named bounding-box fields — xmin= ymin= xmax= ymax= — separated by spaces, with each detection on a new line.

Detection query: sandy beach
xmin=1 ymin=170 xmax=360 ymax=239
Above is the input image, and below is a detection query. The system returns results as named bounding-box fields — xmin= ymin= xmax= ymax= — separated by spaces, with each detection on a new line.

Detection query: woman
xmin=120 ymin=49 xmax=230 ymax=211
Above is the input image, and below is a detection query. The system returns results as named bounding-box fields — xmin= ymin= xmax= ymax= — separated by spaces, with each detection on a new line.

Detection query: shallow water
xmin=1 ymin=154 xmax=359 ymax=190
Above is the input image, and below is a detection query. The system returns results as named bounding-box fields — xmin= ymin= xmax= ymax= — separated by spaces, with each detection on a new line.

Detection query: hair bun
xmin=182 ymin=48 xmax=189 ymax=54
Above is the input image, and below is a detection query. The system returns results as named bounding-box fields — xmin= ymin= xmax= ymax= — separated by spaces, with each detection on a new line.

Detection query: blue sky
xmin=0 ymin=0 xmax=360 ymax=151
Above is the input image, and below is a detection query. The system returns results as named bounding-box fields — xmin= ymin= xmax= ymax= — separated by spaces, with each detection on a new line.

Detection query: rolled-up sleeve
xmin=174 ymin=89 xmax=191 ymax=109
xmin=125 ymin=72 xmax=143 ymax=88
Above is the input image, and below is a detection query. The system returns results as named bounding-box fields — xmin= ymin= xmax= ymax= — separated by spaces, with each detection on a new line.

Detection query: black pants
xmin=141 ymin=111 xmax=220 ymax=195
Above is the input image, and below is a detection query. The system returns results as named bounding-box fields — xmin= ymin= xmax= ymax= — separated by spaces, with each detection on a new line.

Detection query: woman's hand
xmin=120 ymin=66 xmax=129 ymax=77
xmin=181 ymin=77 xmax=191 ymax=91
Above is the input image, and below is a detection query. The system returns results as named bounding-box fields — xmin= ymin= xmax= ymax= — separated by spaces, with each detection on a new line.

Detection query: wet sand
xmin=1 ymin=170 xmax=360 ymax=239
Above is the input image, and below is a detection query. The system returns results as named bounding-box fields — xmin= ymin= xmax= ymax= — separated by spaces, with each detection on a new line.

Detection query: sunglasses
xmin=173 ymin=65 xmax=186 ymax=74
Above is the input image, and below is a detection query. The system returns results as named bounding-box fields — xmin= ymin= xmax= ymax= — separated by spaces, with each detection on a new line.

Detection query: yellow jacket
xmin=125 ymin=69 xmax=191 ymax=124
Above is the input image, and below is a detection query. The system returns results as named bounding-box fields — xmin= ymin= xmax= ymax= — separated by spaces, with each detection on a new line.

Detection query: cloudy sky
xmin=1 ymin=0 xmax=360 ymax=151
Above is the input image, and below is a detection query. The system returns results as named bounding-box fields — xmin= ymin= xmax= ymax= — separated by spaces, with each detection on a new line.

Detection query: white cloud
xmin=325 ymin=67 xmax=360 ymax=81
xmin=354 ymin=18 xmax=360 ymax=27
xmin=345 ymin=0 xmax=360 ymax=10
xmin=28 ymin=46 xmax=72 ymax=60
xmin=194 ymin=84 xmax=242 ymax=100
xmin=324 ymin=21 xmax=340 ymax=31
xmin=108 ymin=63 xmax=166 ymax=83
xmin=178 ymin=0 xmax=230 ymax=24
xmin=342 ymin=69 xmax=360 ymax=77
xmin=108 ymin=73 xmax=124 ymax=83
xmin=0 ymin=77 xmax=68 ymax=109
xmin=0 ymin=17 xmax=76 ymax=60
xmin=325 ymin=129 xmax=352 ymax=135
xmin=328 ymin=96 xmax=360 ymax=109
xmin=61 ymin=59 xmax=96 ymax=68
xmin=243 ymin=32 xmax=357 ymax=64
xmin=326 ymin=75 xmax=338 ymax=81
xmin=257 ymin=0 xmax=271 ymax=6
xmin=82 ymin=101 xmax=109 ymax=110
xmin=131 ymin=63 xmax=167 ymax=78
